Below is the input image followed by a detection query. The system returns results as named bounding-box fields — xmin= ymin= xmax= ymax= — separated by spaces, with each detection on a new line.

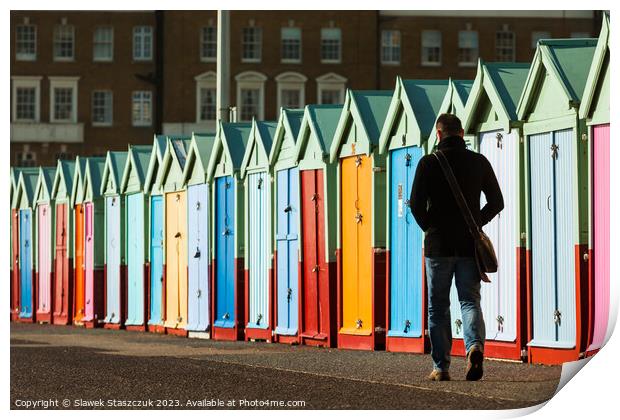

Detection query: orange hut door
xmin=341 ymin=154 xmax=373 ymax=335
xmin=165 ymin=192 xmax=188 ymax=330
xmin=74 ymin=204 xmax=85 ymax=323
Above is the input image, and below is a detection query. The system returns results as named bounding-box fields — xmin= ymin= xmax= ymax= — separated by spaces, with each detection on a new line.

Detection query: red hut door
xmin=300 ymin=169 xmax=329 ymax=339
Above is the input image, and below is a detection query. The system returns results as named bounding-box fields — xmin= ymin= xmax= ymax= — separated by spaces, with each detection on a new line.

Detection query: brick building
xmin=10 ymin=10 xmax=600 ymax=166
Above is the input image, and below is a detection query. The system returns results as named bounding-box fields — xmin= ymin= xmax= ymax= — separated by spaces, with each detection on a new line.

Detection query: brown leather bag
xmin=433 ymin=150 xmax=498 ymax=282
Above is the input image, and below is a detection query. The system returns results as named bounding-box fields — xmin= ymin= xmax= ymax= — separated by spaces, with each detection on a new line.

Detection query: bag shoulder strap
xmin=433 ymin=150 xmax=480 ymax=236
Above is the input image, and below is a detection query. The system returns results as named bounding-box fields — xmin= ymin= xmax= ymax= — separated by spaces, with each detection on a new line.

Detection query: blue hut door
xmin=529 ymin=129 xmax=576 ymax=348
xmin=248 ymin=172 xmax=269 ymax=329
xmin=275 ymin=167 xmax=299 ymax=336
xmin=105 ymin=196 xmax=121 ymax=324
xmin=187 ymin=184 xmax=210 ymax=331
xmin=127 ymin=193 xmax=145 ymax=325
xmin=149 ymin=195 xmax=164 ymax=325
xmin=19 ymin=209 xmax=32 ymax=318
xmin=388 ymin=147 xmax=423 ymax=338
xmin=215 ymin=176 xmax=235 ymax=328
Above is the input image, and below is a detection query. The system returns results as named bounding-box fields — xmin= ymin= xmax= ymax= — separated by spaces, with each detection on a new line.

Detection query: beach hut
xmin=378 ymin=78 xmax=450 ymax=353
xmin=12 ymin=169 xmax=40 ymax=322
xmin=33 ymin=166 xmax=57 ymax=323
xmin=70 ymin=157 xmax=87 ymax=325
xmin=120 ymin=145 xmax=154 ymax=332
xmin=206 ymin=122 xmax=252 ymax=341
xmin=10 ymin=167 xmax=37 ymax=321
xmin=155 ymin=135 xmax=192 ymax=336
xmin=329 ymin=90 xmax=393 ymax=350
xmin=180 ymin=133 xmax=216 ymax=338
xmin=516 ymin=38 xmax=597 ymax=365
xmin=50 ymin=160 xmax=76 ymax=325
xmin=101 ymin=151 xmax=129 ymax=330
xmin=459 ymin=60 xmax=531 ymax=360
xmin=240 ymin=120 xmax=277 ymax=342
xmin=292 ymin=104 xmax=343 ymax=347
xmin=80 ymin=157 xmax=106 ymax=328
xmin=427 ymin=79 xmax=474 ymax=151
xmin=143 ymin=135 xmax=168 ymax=333
xmin=579 ymin=14 xmax=610 ymax=356
xmin=269 ymin=108 xmax=305 ymax=344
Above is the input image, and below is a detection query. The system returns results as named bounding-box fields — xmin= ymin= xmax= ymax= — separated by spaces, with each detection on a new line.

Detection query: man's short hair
xmin=436 ymin=113 xmax=463 ymax=138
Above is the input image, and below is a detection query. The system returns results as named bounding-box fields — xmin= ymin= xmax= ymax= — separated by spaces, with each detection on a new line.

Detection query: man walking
xmin=410 ymin=114 xmax=504 ymax=381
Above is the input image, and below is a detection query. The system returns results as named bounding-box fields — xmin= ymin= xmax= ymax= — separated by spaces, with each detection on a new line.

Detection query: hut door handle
xmin=496 ymin=132 xmax=503 ymax=149
xmin=284 ymin=205 xmax=292 ymax=213
xmin=196 ymin=201 xmax=201 ymax=210
xmin=354 ymin=212 xmax=363 ymax=224
xmin=405 ymin=153 xmax=412 ymax=167
xmin=547 ymin=195 xmax=551 ymax=212
xmin=455 ymin=319 xmax=462 ymax=335
xmin=311 ymin=265 xmax=320 ymax=273
xmin=404 ymin=319 xmax=411 ymax=333
xmin=356 ymin=318 xmax=363 ymax=329
xmin=550 ymin=144 xmax=559 ymax=159
xmin=194 ymin=248 xmax=201 ymax=258
xmin=256 ymin=313 xmax=263 ymax=325
xmin=355 ymin=156 xmax=362 ymax=167
xmin=257 ymin=178 xmax=263 ymax=189
xmin=174 ymin=232 xmax=181 ymax=238
xmin=554 ymin=310 xmax=562 ymax=326
xmin=222 ymin=227 xmax=230 ymax=236
xmin=310 ymin=193 xmax=318 ymax=202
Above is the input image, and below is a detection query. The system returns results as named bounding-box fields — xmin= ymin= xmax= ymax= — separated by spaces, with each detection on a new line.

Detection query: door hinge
xmin=257 ymin=178 xmax=263 ymax=190
xmin=405 ymin=153 xmax=412 ymax=167
xmin=354 ymin=156 xmax=362 ymax=167
xmin=496 ymin=315 xmax=504 ymax=332
xmin=404 ymin=319 xmax=411 ymax=333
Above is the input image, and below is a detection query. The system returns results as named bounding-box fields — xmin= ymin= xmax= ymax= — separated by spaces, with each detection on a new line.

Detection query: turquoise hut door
xmin=127 ymin=193 xmax=145 ymax=325
xmin=105 ymin=196 xmax=121 ymax=324
xmin=247 ymin=172 xmax=269 ymax=329
xmin=149 ymin=195 xmax=164 ymax=325
xmin=215 ymin=176 xmax=235 ymax=328
xmin=388 ymin=146 xmax=423 ymax=338
xmin=19 ymin=209 xmax=33 ymax=318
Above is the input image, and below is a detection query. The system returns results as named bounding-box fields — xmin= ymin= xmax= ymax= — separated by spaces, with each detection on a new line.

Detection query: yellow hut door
xmin=165 ymin=191 xmax=188 ymax=329
xmin=341 ymin=154 xmax=372 ymax=335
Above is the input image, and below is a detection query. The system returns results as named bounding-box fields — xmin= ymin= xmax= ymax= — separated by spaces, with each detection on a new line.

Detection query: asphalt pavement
xmin=10 ymin=323 xmax=561 ymax=410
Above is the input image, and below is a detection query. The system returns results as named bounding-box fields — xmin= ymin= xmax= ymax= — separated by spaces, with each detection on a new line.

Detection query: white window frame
xmin=49 ymin=76 xmax=79 ymax=123
xmin=131 ymin=90 xmax=152 ymax=127
xmin=91 ymin=90 xmax=113 ymax=127
xmin=381 ymin=30 xmax=401 ymax=65
xmin=316 ymin=72 xmax=347 ymax=105
xmin=275 ymin=72 xmax=307 ymax=112
xmin=458 ymin=30 xmax=479 ymax=67
xmin=53 ymin=24 xmax=75 ymax=62
xmin=241 ymin=27 xmax=262 ymax=63
xmin=531 ymin=31 xmax=551 ymax=49
xmin=11 ymin=76 xmax=42 ymax=122
xmin=200 ymin=26 xmax=217 ymax=62
xmin=320 ymin=28 xmax=342 ymax=64
xmin=421 ymin=30 xmax=442 ymax=67
xmin=133 ymin=26 xmax=153 ymax=61
xmin=235 ymin=71 xmax=267 ymax=121
xmin=93 ymin=26 xmax=114 ymax=62
xmin=195 ymin=71 xmax=217 ymax=123
xmin=281 ymin=27 xmax=302 ymax=64
xmin=15 ymin=24 xmax=37 ymax=61
xmin=495 ymin=28 xmax=516 ymax=61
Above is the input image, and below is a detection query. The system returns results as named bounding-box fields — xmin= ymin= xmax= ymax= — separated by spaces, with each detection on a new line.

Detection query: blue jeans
xmin=425 ymin=257 xmax=485 ymax=372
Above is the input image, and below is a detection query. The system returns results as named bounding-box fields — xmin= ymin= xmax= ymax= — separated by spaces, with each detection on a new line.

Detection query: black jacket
xmin=410 ymin=136 xmax=504 ymax=257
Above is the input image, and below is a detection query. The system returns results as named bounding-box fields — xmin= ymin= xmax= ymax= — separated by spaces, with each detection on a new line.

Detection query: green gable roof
xmin=13 ymin=170 xmax=39 ymax=209
xmin=485 ymin=63 xmax=530 ymax=120
xmin=144 ymin=135 xmax=170 ymax=195
xmin=350 ymin=90 xmax=393 ymax=143
xmin=120 ymin=145 xmax=153 ymax=193
xmin=517 ymin=38 xmax=598 ymax=120
xmin=580 ymin=13 xmax=610 ymax=120
xmin=181 ymin=133 xmax=216 ymax=186
xmin=268 ymin=108 xmax=305 ymax=166
xmin=402 ymin=79 xmax=451 ymax=137
xmin=101 ymin=151 xmax=129 ymax=195
xmin=453 ymin=80 xmax=474 ymax=105
xmin=34 ymin=166 xmax=57 ymax=204
xmin=307 ymin=104 xmax=343 ymax=152
xmin=240 ymin=120 xmax=277 ymax=177
xmin=83 ymin=157 xmax=106 ymax=201
xmin=222 ymin=122 xmax=252 ymax=169
xmin=256 ymin=121 xmax=277 ymax=154
xmin=51 ymin=160 xmax=75 ymax=201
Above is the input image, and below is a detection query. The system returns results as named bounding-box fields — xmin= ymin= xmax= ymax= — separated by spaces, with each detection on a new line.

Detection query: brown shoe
xmin=428 ymin=370 xmax=451 ymax=381
xmin=466 ymin=346 xmax=484 ymax=381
